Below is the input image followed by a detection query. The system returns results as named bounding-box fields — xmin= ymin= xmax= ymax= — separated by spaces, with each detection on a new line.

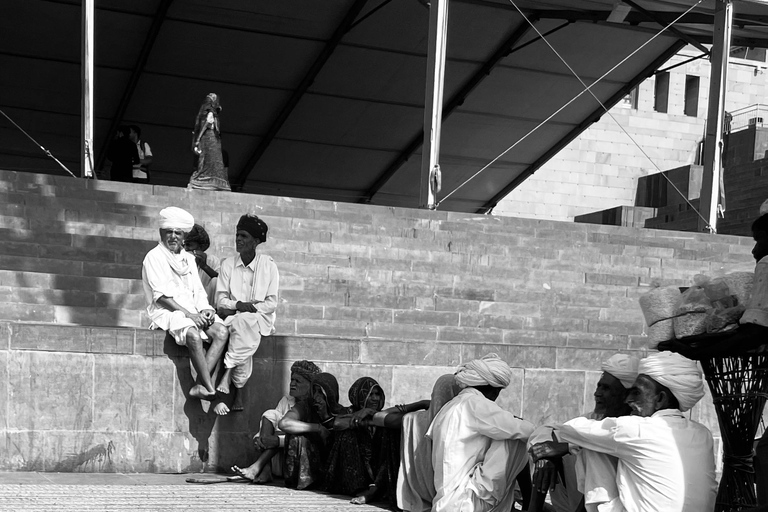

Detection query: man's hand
xmin=532 ymin=459 xmax=559 ymax=493
xmin=352 ymin=407 xmax=377 ymax=420
xmin=528 ymin=441 xmax=569 ymax=463
xmin=193 ymin=250 xmax=208 ymax=267
xmin=236 ymin=301 xmax=259 ymax=313
xmin=254 ymin=434 xmax=279 ymax=451
xmin=186 ymin=312 xmax=208 ymax=330
xmin=200 ymin=309 xmax=215 ymax=328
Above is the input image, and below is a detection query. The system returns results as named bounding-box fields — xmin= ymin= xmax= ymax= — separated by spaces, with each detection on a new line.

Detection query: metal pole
xmin=81 ymin=0 xmax=95 ymax=178
xmin=699 ymin=0 xmax=732 ymax=233
xmin=420 ymin=0 xmax=449 ymax=209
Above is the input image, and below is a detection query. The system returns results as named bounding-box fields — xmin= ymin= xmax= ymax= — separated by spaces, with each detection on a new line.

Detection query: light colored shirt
xmin=215 ymin=252 xmax=279 ymax=336
xmin=741 ymin=255 xmax=768 ymax=326
xmin=427 ymin=387 xmax=534 ymax=512
xmin=142 ymin=243 xmax=211 ymax=328
xmin=197 ymin=253 xmax=220 ymax=308
xmin=557 ymin=409 xmax=717 ymax=512
xmin=132 ymin=140 xmax=152 ymax=179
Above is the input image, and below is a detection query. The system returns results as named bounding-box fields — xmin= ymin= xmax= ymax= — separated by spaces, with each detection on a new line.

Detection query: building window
xmin=654 ymin=71 xmax=670 ymax=113
xmin=619 ymin=86 xmax=639 ymax=109
xmin=684 ymin=75 xmax=699 ymax=117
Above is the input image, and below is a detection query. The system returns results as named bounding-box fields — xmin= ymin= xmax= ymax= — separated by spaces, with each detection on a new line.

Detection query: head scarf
xmin=158 ymin=207 xmax=194 ymax=231
xmin=185 ymin=224 xmax=210 ymax=251
xmin=237 ymin=214 xmax=268 ymax=243
xmin=348 ymin=376 xmax=385 ymax=411
xmin=638 ymin=352 xmax=705 ymax=412
xmin=601 ymin=354 xmax=640 ymax=389
xmin=455 ymin=353 xmax=514 ymax=389
xmin=290 ymin=360 xmax=321 ymax=381
xmin=428 ymin=374 xmax=462 ymax=421
xmin=760 ymin=199 xmax=768 ymax=216
xmin=311 ymin=372 xmax=343 ymax=415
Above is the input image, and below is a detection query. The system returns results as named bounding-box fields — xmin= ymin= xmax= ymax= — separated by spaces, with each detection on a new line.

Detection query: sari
xmin=284 ymin=373 xmax=342 ymax=489
xmin=324 ymin=376 xmax=401 ymax=505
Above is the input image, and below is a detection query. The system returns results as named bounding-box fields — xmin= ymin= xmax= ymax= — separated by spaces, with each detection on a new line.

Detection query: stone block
xmin=585 ymin=273 xmax=640 ymax=286
xmin=583 ymin=370 xmax=601 ymax=413
xmin=46 ymin=431 xmax=123 ymax=473
xmin=0 ymin=254 xmax=83 ymax=276
xmin=7 ymin=351 xmax=94 ymax=431
xmin=54 ymin=305 xmax=141 ymax=328
xmin=360 ymin=339 xmax=461 ymax=366
xmin=523 ymin=316 xmax=587 ymax=333
xmin=435 ymin=296 xmax=481 ymax=314
xmin=393 ymin=309 xmax=459 ymax=326
xmin=479 ymin=300 xmax=542 ymax=318
xmin=523 ymin=369 xmax=586 ymax=425
xmin=389 ymin=365 xmax=456 ymax=405
xmin=0 ymin=302 xmax=56 ymax=322
xmin=11 ymin=324 xmax=88 ymax=352
xmin=555 ymin=348 xmax=642 ymax=371
xmin=92 ymin=355 xmax=176 ymax=433
xmin=273 ymin=335 xmax=360 ymax=363
xmin=462 ymin=344 xmax=557 ymax=369
xmin=82 ymin=261 xmax=140 ymax=280
xmin=587 ymin=319 xmax=643 ymax=336
xmin=279 ymin=289 xmax=348 ymax=306
xmin=566 ymin=332 xmax=628 ymax=349
xmin=438 ymin=326 xmax=503 ymax=343
xmin=0 ymin=431 xmax=46 ymax=471
xmin=296 ymin=319 xmax=365 ymax=338
xmin=324 ymin=306 xmax=392 ymax=323
xmin=503 ymin=329 xmax=567 ymax=346
xmin=367 ymin=322 xmax=438 ymax=341
xmin=279 ymin=303 xmax=324 ymax=320
xmin=52 ymin=274 xmax=130 ymax=294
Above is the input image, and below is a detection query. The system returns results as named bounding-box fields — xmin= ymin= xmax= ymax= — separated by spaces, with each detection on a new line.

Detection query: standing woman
xmin=189 ymin=93 xmax=231 ymax=191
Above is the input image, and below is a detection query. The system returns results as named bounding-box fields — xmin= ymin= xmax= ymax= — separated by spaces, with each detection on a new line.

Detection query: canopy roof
xmin=3 ymin=0 xmax=768 ymax=212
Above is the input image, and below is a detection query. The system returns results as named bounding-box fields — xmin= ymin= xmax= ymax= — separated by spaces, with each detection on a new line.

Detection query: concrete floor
xmin=0 ymin=472 xmax=396 ymax=511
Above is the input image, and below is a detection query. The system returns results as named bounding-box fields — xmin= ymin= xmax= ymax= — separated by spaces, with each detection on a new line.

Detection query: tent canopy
xmin=3 ymin=0 xmax=768 ymax=212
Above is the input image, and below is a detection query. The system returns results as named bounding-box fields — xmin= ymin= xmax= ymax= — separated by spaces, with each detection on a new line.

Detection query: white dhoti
xmin=223 ymin=312 xmax=263 ymax=388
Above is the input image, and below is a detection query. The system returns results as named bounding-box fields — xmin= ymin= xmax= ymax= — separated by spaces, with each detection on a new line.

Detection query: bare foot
xmin=254 ymin=465 xmax=272 ymax=484
xmin=216 ymin=368 xmax=232 ymax=394
xmin=213 ymin=402 xmax=230 ymax=416
xmin=190 ymin=384 xmax=216 ymax=400
xmin=231 ymin=464 xmax=258 ymax=482
xmin=351 ymin=486 xmax=377 ymax=505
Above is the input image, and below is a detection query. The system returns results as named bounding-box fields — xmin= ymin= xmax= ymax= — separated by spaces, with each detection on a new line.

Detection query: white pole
xmin=699 ymin=0 xmax=732 ymax=233
xmin=420 ymin=0 xmax=449 ymax=209
xmin=82 ymin=0 xmax=95 ymax=178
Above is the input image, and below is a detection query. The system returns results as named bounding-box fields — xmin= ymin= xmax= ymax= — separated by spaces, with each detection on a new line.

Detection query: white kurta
xmin=142 ymin=243 xmax=213 ymax=343
xmin=256 ymin=395 xmax=295 ymax=477
xmin=215 ymin=253 xmax=279 ymax=386
xmin=427 ymin=388 xmax=534 ymax=512
xmin=557 ymin=409 xmax=717 ymax=512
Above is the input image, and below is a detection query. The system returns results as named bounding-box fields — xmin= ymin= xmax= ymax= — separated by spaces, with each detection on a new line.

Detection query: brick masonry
xmin=0 ymin=169 xmax=757 ymax=472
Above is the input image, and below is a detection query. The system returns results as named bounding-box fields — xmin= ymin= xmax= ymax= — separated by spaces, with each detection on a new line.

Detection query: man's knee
xmin=185 ymin=328 xmax=203 ymax=348
xmin=208 ymin=323 xmax=229 ymax=343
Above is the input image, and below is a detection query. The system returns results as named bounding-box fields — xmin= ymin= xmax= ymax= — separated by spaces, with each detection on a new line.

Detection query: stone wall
xmin=0 ymin=170 xmax=757 ymax=472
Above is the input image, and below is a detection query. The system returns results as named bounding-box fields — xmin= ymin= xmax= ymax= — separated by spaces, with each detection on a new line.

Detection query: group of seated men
xmin=142 ymin=205 xmax=720 ymax=511
xmin=141 ymin=206 xmax=278 ymax=414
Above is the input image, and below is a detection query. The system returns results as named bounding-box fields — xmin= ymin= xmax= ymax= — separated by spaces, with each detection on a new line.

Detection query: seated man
xmin=555 ymin=351 xmax=717 ymax=512
xmin=428 ymin=353 xmax=534 ymax=512
xmin=142 ymin=206 xmax=228 ymax=399
xmin=231 ymin=359 xmax=321 ymax=482
xmin=528 ymin=353 xmax=639 ymax=512
xmin=214 ymin=214 xmax=279 ymax=414
xmin=184 ymin=223 xmax=220 ymax=308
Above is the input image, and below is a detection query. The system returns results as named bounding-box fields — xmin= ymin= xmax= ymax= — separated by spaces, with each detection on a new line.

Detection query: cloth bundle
xmin=639 ymin=285 xmax=681 ymax=343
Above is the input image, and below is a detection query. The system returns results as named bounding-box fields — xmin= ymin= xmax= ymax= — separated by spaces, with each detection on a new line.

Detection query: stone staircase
xmin=0 ymin=169 xmax=754 ymax=472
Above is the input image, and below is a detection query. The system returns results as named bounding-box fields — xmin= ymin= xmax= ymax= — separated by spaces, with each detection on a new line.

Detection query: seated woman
xmin=397 ymin=374 xmax=461 ymax=512
xmin=231 ymin=360 xmax=321 ymax=483
xmin=324 ymin=377 xmax=429 ymax=506
xmin=278 ymin=372 xmax=344 ymax=490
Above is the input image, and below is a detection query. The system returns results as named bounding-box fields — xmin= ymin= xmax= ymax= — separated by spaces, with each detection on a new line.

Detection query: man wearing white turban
xmin=553 ymin=351 xmax=717 ymax=512
xmin=528 ymin=353 xmax=640 ymax=512
xmin=142 ymin=206 xmax=229 ymax=400
xmin=427 ymin=353 xmax=534 ymax=512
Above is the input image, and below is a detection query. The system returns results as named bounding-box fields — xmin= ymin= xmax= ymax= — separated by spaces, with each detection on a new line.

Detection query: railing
xmin=727 ymin=104 xmax=768 ymax=133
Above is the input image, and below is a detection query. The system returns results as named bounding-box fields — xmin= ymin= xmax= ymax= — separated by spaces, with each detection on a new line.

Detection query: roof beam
xmin=477 ymin=39 xmax=687 ymax=214
xmin=362 ymin=17 xmax=564 ymax=202
xmin=621 ymin=0 xmax=710 ymax=55
xmin=232 ymin=0 xmax=371 ymax=189
xmin=95 ymin=0 xmax=174 ymax=172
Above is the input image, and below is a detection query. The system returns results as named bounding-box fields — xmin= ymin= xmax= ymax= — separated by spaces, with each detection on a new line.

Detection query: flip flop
xmin=185 ymin=476 xmax=247 ymax=484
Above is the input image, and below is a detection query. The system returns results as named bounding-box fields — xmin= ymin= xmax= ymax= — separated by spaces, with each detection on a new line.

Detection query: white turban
xmin=638 ymin=352 xmax=705 ymax=412
xmin=455 ymin=353 xmax=514 ymax=389
xmin=158 ymin=207 xmax=194 ymax=231
xmin=601 ymin=354 xmax=640 ymax=389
